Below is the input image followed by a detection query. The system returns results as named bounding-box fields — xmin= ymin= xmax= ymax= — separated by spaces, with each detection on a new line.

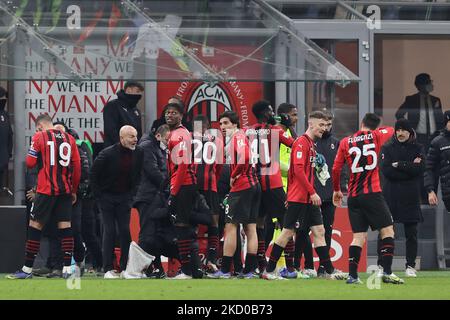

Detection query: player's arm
xmin=278 ymin=127 xmax=295 ymax=147
xmin=376 ymin=126 xmax=395 ymax=145
xmin=332 ymin=142 xmax=346 ymax=207
xmin=26 ymin=133 xmax=42 ymax=168
xmin=70 ymin=138 xmax=81 ymax=195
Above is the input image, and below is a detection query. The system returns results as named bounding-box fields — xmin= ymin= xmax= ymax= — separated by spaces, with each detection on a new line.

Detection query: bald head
xmin=119 ymin=125 xmax=138 ymax=150
xmin=54 ymin=124 xmax=66 ymax=132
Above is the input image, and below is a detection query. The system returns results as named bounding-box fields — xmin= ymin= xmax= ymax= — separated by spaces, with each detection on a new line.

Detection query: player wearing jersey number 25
xmin=332 ymin=113 xmax=404 ymax=285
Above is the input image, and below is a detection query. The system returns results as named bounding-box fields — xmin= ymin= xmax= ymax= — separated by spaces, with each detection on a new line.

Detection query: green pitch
xmin=1 ymin=271 xmax=450 ymax=300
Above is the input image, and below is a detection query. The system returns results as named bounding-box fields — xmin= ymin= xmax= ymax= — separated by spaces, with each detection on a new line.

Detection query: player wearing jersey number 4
xmin=248 ymin=101 xmax=295 ymax=275
xmin=332 ymin=113 xmax=404 ymax=285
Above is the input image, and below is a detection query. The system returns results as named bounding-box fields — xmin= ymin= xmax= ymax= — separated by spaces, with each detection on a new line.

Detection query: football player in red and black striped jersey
xmin=165 ymin=103 xmax=199 ymax=279
xmin=332 ymin=113 xmax=403 ymax=284
xmin=247 ymin=100 xmax=295 ymax=274
xmin=262 ymin=111 xmax=346 ymax=280
xmin=7 ymin=114 xmax=81 ymax=280
xmin=192 ymin=115 xmax=223 ymax=273
xmin=208 ymin=111 xmax=261 ymax=279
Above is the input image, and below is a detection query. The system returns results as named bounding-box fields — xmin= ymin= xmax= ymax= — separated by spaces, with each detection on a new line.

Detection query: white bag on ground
xmin=122 ymin=241 xmax=155 ymax=279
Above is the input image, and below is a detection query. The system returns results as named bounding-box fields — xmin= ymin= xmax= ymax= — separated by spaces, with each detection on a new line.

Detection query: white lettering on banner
xmin=25 ymin=45 xmax=134 ymax=144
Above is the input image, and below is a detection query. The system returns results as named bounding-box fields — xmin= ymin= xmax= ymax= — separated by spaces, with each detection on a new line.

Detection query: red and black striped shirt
xmin=26 ymin=129 xmax=81 ymax=195
xmin=287 ymin=134 xmax=316 ymax=203
xmin=332 ymin=127 xmax=394 ymax=197
xmin=226 ymin=130 xmax=259 ymax=193
xmin=194 ymin=132 xmax=223 ymax=192
xmin=246 ymin=123 xmax=294 ymax=191
xmin=167 ymin=125 xmax=197 ymax=196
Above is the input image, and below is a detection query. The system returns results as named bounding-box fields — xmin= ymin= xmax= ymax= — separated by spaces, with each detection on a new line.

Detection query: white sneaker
xmin=104 ymin=270 xmax=121 ymax=279
xmin=327 ymin=269 xmax=348 ymax=280
xmin=376 ymin=265 xmax=384 ymax=278
xmin=302 ymin=268 xmax=317 ymax=278
xmin=167 ymin=272 xmax=192 ymax=280
xmin=261 ymin=271 xmax=286 ymax=281
xmin=405 ymin=266 xmax=417 ymax=278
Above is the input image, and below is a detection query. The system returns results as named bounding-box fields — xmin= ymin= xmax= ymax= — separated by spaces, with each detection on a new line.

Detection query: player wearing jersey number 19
xmin=332 ymin=113 xmax=404 ymax=285
xmin=7 ymin=114 xmax=81 ymax=280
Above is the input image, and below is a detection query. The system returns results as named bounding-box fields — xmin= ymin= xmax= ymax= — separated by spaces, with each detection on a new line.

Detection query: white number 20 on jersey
xmin=348 ymin=143 xmax=377 ymax=173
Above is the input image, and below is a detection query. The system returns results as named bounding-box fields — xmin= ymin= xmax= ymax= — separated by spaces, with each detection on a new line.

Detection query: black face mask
xmin=123 ymin=93 xmax=142 ymax=106
xmin=321 ymin=129 xmax=332 ymax=139
xmin=0 ymin=99 xmax=6 ymax=111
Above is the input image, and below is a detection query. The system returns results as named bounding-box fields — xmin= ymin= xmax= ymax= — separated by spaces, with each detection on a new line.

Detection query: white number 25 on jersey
xmin=348 ymin=143 xmax=377 ymax=173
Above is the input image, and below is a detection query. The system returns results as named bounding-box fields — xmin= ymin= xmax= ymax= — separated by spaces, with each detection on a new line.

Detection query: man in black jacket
xmin=134 ymin=124 xmax=170 ymax=278
xmin=396 ymin=73 xmax=444 ymax=151
xmin=90 ymin=125 xmax=143 ymax=278
xmin=103 ymin=81 xmax=144 ymax=148
xmin=425 ymin=111 xmax=450 ymax=212
xmin=0 ymin=87 xmax=12 ymax=191
xmin=380 ymin=119 xmax=425 ymax=277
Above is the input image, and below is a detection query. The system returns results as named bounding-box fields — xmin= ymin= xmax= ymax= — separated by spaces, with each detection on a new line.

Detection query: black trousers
xmin=98 ymin=193 xmax=132 ymax=272
xmin=81 ymin=198 xmax=103 ymax=269
xmin=377 ymin=222 xmax=418 ymax=268
xmin=294 ymin=229 xmax=314 ymax=270
xmin=0 ymin=165 xmax=5 ymax=189
xmin=321 ymin=201 xmax=336 ymax=252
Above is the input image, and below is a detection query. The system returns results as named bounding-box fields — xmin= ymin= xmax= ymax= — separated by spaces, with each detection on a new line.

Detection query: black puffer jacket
xmin=134 ymin=133 xmax=168 ymax=205
xmin=381 ymin=135 xmax=425 ymax=223
xmin=425 ymin=129 xmax=450 ymax=202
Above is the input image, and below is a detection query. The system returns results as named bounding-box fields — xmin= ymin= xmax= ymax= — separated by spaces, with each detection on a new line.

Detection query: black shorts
xmin=284 ymin=202 xmax=323 ymax=231
xmin=199 ymin=190 xmax=220 ymax=215
xmin=347 ymin=193 xmax=394 ymax=233
xmin=258 ymin=187 xmax=287 ymax=220
xmin=30 ymin=193 xmax=72 ymax=225
xmin=173 ymin=184 xmax=197 ymax=225
xmin=226 ymin=185 xmax=261 ymax=225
